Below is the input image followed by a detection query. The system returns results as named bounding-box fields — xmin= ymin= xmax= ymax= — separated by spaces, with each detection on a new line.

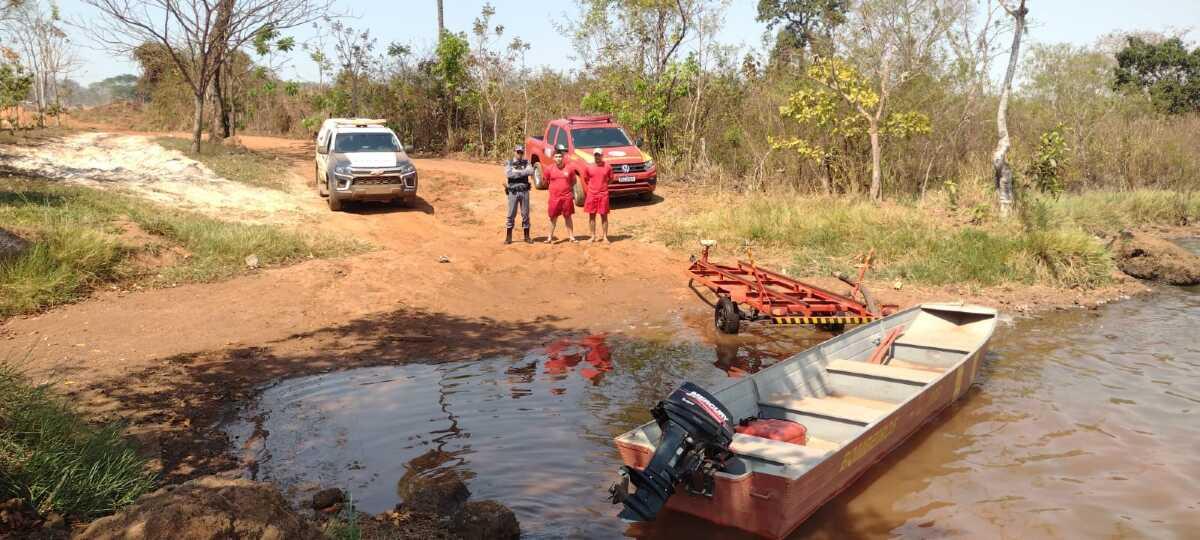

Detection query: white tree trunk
xmin=868 ymin=122 xmax=882 ymax=201
xmin=993 ymin=1 xmax=1027 ymax=219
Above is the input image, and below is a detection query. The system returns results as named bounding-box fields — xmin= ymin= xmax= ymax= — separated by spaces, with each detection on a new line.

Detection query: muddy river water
xmin=226 ymin=241 xmax=1200 ymax=539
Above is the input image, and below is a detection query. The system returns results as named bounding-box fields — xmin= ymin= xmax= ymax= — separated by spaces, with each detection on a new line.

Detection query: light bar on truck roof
xmin=332 ymin=118 xmax=388 ymax=127
xmin=566 ymin=115 xmax=612 ymax=124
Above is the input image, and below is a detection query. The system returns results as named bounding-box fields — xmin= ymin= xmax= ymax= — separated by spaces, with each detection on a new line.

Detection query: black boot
xmin=505 ymin=228 xmax=513 ymax=244
xmin=523 ymin=228 xmax=532 ymax=243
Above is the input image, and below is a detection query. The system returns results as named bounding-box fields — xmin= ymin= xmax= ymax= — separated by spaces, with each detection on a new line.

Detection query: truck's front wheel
xmin=572 ymin=177 xmax=586 ymax=207
xmin=327 ymin=176 xmax=343 ymax=211
xmin=532 ymin=161 xmax=547 ymax=190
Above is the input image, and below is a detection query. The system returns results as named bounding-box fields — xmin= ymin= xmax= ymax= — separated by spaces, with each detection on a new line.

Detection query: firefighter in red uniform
xmin=582 ymin=148 xmax=614 ymax=242
xmin=543 ymin=145 xmax=577 ymax=244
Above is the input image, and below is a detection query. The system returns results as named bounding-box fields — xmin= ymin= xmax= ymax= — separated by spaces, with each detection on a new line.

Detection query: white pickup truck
xmin=314 ymin=118 xmax=418 ymax=211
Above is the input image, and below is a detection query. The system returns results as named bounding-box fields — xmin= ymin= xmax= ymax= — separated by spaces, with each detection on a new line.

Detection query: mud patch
xmin=1113 ymin=230 xmax=1200 ymax=285
xmin=0 ymin=132 xmax=308 ymax=222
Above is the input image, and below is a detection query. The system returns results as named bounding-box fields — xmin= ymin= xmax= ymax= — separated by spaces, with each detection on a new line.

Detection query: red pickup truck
xmin=524 ymin=116 xmax=658 ymax=206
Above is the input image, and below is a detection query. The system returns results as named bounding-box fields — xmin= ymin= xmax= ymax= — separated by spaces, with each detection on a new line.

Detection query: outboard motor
xmin=609 ymin=382 xmax=735 ymax=522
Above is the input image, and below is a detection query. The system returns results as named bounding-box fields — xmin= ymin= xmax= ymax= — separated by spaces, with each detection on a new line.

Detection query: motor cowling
xmin=609 ymin=382 xmax=735 ymax=522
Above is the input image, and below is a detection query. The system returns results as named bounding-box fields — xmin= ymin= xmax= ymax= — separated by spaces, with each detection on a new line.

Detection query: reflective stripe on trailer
xmin=770 ymin=316 xmax=876 ymax=325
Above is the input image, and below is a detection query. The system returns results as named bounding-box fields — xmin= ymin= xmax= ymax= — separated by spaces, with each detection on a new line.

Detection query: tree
xmin=772 ymin=57 xmax=931 ymax=194
xmin=81 ymin=0 xmax=332 ymax=153
xmin=568 ymin=0 xmax=713 ymax=150
xmin=433 ymin=30 xmax=470 ymax=152
xmin=1113 ymin=36 xmax=1200 ymax=115
xmin=331 ymin=21 xmax=376 ymax=117
xmin=756 ymin=0 xmax=848 ymax=59
xmin=470 ymin=3 xmax=525 ymax=156
xmin=0 ymin=60 xmax=34 ymax=128
xmin=3 ymin=1 xmax=79 ymax=127
xmin=992 ymin=0 xmax=1027 ymax=218
xmin=814 ymin=0 xmax=958 ymax=200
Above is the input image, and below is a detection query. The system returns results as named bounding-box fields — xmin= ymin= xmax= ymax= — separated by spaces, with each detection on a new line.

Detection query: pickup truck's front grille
xmin=354 ymin=176 xmax=402 ymax=186
xmin=612 ymin=162 xmax=650 ymax=174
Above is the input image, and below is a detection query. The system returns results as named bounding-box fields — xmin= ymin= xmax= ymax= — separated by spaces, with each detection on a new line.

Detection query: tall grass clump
xmin=658 ymin=193 xmax=1116 ymax=289
xmin=1 ymin=180 xmax=367 ymax=317
xmin=1050 ymin=190 xmax=1200 ymax=232
xmin=0 ymin=363 xmax=156 ymax=518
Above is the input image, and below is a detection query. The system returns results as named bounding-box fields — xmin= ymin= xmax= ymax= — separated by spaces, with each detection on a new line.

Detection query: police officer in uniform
xmin=504 ymin=145 xmax=534 ymax=244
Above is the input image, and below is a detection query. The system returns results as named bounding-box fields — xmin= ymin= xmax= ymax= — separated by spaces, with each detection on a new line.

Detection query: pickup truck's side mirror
xmin=635 ymin=136 xmax=644 ymax=147
xmin=317 ymin=144 xmax=329 ymax=155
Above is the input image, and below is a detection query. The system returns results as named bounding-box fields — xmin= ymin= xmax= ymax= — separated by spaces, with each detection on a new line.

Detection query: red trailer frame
xmin=687 ymin=242 xmax=896 ymax=334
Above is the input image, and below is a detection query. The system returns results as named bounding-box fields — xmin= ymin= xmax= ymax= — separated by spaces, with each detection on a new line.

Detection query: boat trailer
xmin=688 ymin=241 xmax=896 ymax=334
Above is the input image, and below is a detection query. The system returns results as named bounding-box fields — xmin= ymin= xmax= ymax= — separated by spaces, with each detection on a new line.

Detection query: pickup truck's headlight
xmin=333 ymin=164 xmax=352 ymax=176
xmin=644 ymin=158 xmax=655 ymax=170
xmin=399 ymin=163 xmax=416 ymax=174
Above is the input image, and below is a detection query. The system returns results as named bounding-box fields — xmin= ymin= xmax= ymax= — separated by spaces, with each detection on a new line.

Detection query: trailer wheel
xmin=815 ymin=322 xmax=846 ymax=334
xmin=715 ymin=297 xmax=741 ymax=334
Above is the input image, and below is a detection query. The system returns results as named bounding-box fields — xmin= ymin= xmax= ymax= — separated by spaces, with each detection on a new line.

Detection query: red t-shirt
xmin=583 ymin=163 xmax=613 ymax=196
xmin=543 ymin=162 xmax=576 ymax=198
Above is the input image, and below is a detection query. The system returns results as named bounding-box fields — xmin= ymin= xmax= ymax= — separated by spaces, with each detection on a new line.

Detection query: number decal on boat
xmin=839 ymin=420 xmax=896 ymax=472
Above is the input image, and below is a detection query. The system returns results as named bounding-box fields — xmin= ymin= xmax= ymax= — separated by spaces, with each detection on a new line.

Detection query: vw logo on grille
xmin=620 ymin=164 xmax=630 ymax=173
xmin=369 ymin=169 xmax=383 ymax=176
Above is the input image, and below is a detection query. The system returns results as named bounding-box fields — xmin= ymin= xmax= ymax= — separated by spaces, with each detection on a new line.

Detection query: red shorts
xmin=584 ymin=192 xmax=610 ymax=215
xmin=548 ymin=193 xmax=574 ymax=218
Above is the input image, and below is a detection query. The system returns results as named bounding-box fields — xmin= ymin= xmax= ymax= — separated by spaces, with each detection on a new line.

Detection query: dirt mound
xmin=1113 ymin=231 xmax=1200 ymax=285
xmin=0 ymin=227 xmax=30 ymax=262
xmin=77 ymin=476 xmax=322 ymax=540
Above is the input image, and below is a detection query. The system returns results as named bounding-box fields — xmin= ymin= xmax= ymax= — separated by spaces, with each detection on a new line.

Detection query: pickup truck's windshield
xmin=334 ymin=133 xmax=401 ymax=153
xmin=571 ymin=127 xmax=632 ymax=148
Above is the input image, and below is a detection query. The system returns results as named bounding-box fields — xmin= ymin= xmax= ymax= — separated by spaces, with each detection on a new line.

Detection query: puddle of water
xmin=227 ymin=251 xmax=1200 ymax=538
xmin=226 ymin=329 xmax=827 ymax=538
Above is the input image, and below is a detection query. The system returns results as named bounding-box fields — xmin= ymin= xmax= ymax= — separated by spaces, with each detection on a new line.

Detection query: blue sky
xmin=61 ymin=0 xmax=1199 ymax=84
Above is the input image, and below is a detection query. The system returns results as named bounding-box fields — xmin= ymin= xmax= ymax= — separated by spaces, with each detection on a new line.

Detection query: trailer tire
xmin=815 ymin=322 xmax=846 ymax=334
xmin=715 ymin=297 xmax=741 ymax=335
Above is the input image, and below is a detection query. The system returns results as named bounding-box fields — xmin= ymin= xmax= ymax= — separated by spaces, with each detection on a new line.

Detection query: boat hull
xmin=615 ymin=304 xmax=994 ymax=539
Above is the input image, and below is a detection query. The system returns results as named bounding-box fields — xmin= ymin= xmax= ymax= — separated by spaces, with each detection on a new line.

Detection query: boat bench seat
xmin=826 ymin=359 xmax=941 ymax=385
xmin=761 ymin=396 xmax=886 ymax=425
xmin=730 ymin=433 xmax=830 ymax=467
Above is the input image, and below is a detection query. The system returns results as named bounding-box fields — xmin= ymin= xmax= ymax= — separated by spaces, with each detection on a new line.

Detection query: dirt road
xmin=1 ymin=132 xmax=705 ymax=478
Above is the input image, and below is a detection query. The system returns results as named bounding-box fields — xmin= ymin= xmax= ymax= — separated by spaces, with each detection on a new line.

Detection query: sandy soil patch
xmin=0 ymin=132 xmax=308 ymax=222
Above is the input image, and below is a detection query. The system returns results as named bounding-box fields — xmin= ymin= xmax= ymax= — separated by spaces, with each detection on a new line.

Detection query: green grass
xmin=322 ymin=492 xmax=361 ymax=540
xmin=153 ymin=137 xmax=290 ymax=190
xmin=0 ymin=179 xmax=368 ymax=317
xmin=658 ymin=193 xmax=1123 ymax=289
xmin=1049 ymin=190 xmax=1200 ymax=232
xmin=0 ymin=362 xmax=156 ymax=519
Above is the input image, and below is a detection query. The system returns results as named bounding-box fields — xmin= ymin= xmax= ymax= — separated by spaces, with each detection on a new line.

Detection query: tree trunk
xmin=868 ymin=122 xmax=882 ymax=201
xmin=445 ymin=93 xmax=454 ymax=153
xmin=993 ymin=1 xmax=1027 ymax=219
xmin=821 ymin=156 xmax=834 ymax=195
xmin=191 ymin=92 xmax=205 ymax=154
xmin=214 ymin=65 xmax=232 ymax=139
xmin=436 ymin=0 xmax=445 ymax=39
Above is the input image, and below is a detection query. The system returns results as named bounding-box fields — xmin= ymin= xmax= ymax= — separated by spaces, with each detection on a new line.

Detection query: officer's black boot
xmin=523 ymin=228 xmax=532 ymax=243
xmin=505 ymin=228 xmax=513 ymax=244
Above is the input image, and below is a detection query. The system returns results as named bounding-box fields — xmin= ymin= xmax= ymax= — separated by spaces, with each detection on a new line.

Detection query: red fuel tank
xmin=735 ymin=418 xmax=807 ymax=445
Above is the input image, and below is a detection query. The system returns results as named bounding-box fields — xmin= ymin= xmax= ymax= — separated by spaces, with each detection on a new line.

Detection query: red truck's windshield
xmin=571 ymin=127 xmax=631 ymax=149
